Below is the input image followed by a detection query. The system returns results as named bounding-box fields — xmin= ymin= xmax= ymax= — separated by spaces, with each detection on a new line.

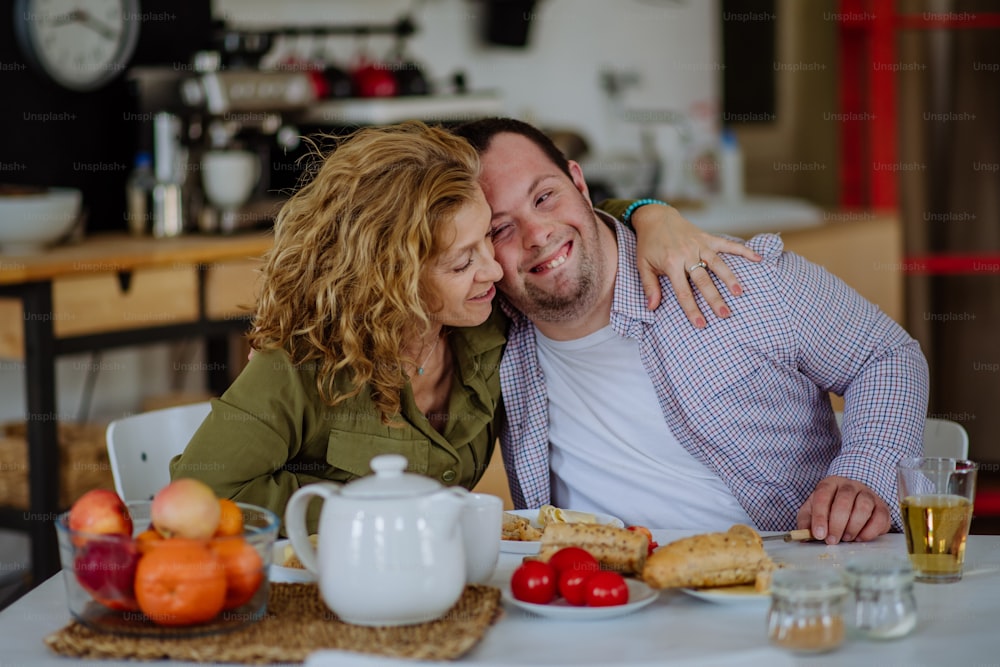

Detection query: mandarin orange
xmin=134 ymin=528 xmax=164 ymax=553
xmin=215 ymin=498 xmax=244 ymax=537
xmin=134 ymin=538 xmax=226 ymax=626
xmin=210 ymin=537 xmax=264 ymax=609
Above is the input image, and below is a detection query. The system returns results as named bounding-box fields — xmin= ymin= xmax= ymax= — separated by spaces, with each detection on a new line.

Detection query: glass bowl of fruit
xmin=55 ymin=481 xmax=279 ymax=637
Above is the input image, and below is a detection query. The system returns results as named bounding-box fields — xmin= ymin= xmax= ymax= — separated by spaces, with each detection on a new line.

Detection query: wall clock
xmin=14 ymin=0 xmax=141 ymax=92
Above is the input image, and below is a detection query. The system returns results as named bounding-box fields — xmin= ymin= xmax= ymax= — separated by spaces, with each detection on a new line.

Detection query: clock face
xmin=14 ymin=0 xmax=141 ymax=92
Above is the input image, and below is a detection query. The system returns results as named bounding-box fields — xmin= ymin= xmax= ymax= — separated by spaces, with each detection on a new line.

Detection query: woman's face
xmin=423 ymin=186 xmax=503 ymax=329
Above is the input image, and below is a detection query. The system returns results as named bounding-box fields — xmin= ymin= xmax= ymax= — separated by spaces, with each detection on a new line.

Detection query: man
xmin=454 ymin=118 xmax=929 ymax=544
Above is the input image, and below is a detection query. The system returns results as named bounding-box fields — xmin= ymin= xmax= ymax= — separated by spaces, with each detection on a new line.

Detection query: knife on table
xmin=761 ymin=529 xmax=813 ymax=542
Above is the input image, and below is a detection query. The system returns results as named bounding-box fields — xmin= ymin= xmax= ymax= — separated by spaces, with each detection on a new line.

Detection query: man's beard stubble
xmin=519 ymin=265 xmax=598 ymax=323
xmin=512 ymin=209 xmax=606 ymax=324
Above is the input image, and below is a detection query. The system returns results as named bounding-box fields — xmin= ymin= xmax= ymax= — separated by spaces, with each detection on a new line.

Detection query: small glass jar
xmin=843 ymin=557 xmax=918 ymax=640
xmin=767 ymin=567 xmax=847 ymax=653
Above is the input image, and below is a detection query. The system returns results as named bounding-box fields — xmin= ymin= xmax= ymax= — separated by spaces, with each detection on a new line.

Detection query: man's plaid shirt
xmin=498 ymin=215 xmax=928 ymax=531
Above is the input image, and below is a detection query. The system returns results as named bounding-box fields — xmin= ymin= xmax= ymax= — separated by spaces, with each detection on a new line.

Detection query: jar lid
xmin=340 ymin=454 xmax=442 ymax=498
xmin=844 ymin=557 xmax=915 ymax=589
xmin=770 ymin=567 xmax=848 ymax=601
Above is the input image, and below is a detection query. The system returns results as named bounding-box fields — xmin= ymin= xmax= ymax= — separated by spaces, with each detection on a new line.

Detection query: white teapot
xmin=284 ymin=454 xmax=470 ymax=626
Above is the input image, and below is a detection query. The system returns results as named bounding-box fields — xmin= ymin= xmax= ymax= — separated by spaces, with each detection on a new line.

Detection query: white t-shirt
xmin=536 ymin=325 xmax=755 ymax=530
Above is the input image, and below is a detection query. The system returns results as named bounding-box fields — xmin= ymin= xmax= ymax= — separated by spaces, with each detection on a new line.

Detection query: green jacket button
xmin=442 ymin=469 xmax=457 ymax=483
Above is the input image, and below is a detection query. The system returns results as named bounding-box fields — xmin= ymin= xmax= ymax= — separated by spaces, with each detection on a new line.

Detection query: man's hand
xmin=630 ymin=204 xmax=761 ymax=326
xmin=796 ymin=475 xmax=891 ymax=544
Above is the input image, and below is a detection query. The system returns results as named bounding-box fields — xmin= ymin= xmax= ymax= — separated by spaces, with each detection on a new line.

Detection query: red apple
xmin=151 ymin=478 xmax=221 ymax=540
xmin=73 ymin=537 xmax=140 ymax=611
xmin=68 ymin=489 xmax=133 ymax=537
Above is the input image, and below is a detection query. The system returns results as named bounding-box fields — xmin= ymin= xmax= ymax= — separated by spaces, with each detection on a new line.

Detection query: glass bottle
xmin=151 ymin=112 xmax=186 ymax=238
xmin=767 ymin=567 xmax=847 ymax=653
xmin=843 ymin=557 xmax=918 ymax=640
xmin=125 ymin=151 xmax=155 ymax=236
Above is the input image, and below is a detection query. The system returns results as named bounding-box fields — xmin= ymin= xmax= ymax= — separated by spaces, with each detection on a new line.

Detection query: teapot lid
xmin=341 ymin=454 xmax=443 ymax=498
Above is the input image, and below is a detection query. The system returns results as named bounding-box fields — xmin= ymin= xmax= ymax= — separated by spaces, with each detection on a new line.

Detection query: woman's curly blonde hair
xmin=248 ymin=121 xmax=482 ymax=421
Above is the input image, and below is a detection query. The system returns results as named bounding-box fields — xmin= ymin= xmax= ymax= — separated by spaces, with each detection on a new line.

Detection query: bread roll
xmin=641 ymin=524 xmax=774 ymax=589
xmin=536 ymin=523 xmax=648 ymax=575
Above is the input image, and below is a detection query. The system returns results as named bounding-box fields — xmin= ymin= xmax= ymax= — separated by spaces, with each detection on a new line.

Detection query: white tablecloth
xmin=3 ymin=531 xmax=999 ymax=666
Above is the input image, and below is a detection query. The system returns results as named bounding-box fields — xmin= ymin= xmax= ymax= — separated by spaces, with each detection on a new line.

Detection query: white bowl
xmin=269 ymin=539 xmax=317 ymax=583
xmin=0 ymin=187 xmax=82 ymax=254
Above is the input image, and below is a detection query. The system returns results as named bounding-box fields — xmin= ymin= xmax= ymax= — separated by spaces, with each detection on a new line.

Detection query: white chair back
xmin=106 ymin=402 xmax=212 ymax=501
xmin=921 ymin=418 xmax=969 ymax=459
xmin=833 ymin=412 xmax=969 ymax=459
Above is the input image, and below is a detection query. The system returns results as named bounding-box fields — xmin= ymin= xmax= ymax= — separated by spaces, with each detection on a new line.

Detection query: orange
xmin=134 ymin=528 xmax=164 ymax=553
xmin=210 ymin=537 xmax=264 ymax=610
xmin=215 ymin=499 xmax=244 ymax=537
xmin=134 ymin=538 xmax=226 ymax=626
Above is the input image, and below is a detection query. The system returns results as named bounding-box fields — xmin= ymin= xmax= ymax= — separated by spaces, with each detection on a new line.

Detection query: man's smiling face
xmin=478 ymin=132 xmax=609 ymax=324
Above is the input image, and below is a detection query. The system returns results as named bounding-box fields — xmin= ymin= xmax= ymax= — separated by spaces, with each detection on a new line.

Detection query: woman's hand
xmin=631 ymin=204 xmax=761 ymax=327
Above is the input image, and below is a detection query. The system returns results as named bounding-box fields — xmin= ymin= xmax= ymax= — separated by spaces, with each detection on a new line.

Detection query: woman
xmin=170 ymin=121 xmax=750 ymax=530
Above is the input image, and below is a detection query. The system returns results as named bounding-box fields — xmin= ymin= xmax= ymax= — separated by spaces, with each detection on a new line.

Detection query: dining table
xmin=3 ymin=529 xmax=999 ymax=666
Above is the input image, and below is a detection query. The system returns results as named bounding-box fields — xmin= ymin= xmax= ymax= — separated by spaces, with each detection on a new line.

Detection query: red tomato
xmin=583 ymin=571 xmax=629 ymax=607
xmin=510 ymin=561 xmax=556 ymax=605
xmin=627 ymin=525 xmax=659 ymax=556
xmin=558 ymin=568 xmax=593 ymax=606
xmin=547 ymin=547 xmax=599 ymax=577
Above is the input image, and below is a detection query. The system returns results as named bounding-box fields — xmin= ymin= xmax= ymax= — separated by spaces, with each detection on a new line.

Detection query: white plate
xmin=680 ymin=585 xmax=769 ymax=605
xmin=502 ymin=578 xmax=659 ymax=620
xmin=500 ymin=509 xmax=625 ymax=554
xmin=269 ymin=539 xmax=317 ymax=583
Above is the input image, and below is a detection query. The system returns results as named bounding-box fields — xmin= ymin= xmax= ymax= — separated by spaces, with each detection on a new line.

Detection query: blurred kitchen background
xmin=1 ymin=0 xmax=999 ymax=602
xmin=0 ymin=0 xmax=840 ymax=426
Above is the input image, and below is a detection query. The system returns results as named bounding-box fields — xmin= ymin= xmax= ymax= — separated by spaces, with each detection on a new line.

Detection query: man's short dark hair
xmin=452 ymin=117 xmax=574 ymax=181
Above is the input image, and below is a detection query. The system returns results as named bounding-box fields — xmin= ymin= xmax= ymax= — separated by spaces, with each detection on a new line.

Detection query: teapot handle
xmin=284 ymin=482 xmax=340 ymax=575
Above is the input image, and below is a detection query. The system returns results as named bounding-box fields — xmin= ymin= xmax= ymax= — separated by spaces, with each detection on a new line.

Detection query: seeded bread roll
xmin=536 ymin=523 xmax=648 ymax=575
xmin=641 ymin=524 xmax=775 ymax=589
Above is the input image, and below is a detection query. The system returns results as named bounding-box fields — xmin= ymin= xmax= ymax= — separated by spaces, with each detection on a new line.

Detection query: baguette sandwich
xmin=535 ymin=522 xmax=648 ymax=575
xmin=641 ymin=524 xmax=775 ymax=589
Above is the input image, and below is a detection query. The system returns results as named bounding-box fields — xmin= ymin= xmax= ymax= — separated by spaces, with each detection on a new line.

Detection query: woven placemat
xmin=45 ymin=583 xmax=502 ymax=663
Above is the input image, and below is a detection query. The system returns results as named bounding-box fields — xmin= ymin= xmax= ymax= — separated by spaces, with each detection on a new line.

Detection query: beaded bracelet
xmin=621 ymin=198 xmax=670 ymax=228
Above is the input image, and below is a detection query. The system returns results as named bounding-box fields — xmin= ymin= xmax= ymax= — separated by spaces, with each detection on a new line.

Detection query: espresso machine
xmin=126 ymin=16 xmax=502 ymax=235
xmin=179 ymin=57 xmax=316 ymax=233
xmin=127 ymin=58 xmax=310 ymax=235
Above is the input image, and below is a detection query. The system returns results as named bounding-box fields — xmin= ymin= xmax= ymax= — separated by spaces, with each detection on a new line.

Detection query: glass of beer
xmin=897 ymin=457 xmax=978 ymax=583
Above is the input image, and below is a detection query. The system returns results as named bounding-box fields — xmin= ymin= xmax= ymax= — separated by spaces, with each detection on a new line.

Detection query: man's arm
xmin=769 ymin=246 xmax=929 ymax=543
xmin=599 ymin=199 xmax=761 ymax=326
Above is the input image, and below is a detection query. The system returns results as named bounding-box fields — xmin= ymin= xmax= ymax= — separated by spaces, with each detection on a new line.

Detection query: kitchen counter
xmin=676 ymin=195 xmax=825 ymax=236
xmin=0 ymin=232 xmax=271 ymax=285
